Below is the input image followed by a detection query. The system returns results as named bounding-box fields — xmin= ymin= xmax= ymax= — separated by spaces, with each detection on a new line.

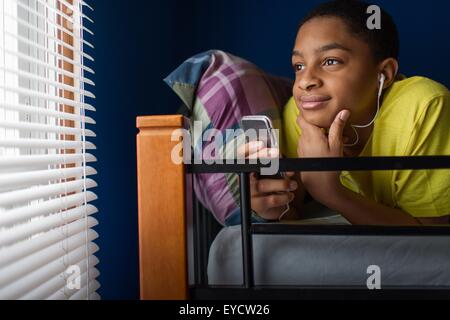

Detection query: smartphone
xmin=240 ymin=115 xmax=279 ymax=150
xmin=240 ymin=115 xmax=290 ymax=220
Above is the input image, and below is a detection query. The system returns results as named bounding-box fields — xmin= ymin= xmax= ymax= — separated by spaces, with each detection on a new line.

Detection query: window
xmin=0 ymin=0 xmax=98 ymax=299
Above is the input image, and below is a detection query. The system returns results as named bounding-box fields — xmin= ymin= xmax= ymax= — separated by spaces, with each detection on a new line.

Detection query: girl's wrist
xmin=321 ymin=183 xmax=349 ymax=211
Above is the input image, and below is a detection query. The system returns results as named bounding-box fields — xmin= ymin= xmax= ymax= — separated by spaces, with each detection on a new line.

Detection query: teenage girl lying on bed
xmin=238 ymin=0 xmax=450 ymax=226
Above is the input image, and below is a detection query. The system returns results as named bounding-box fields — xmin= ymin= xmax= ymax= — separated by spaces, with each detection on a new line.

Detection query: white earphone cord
xmin=344 ymin=74 xmax=385 ymax=147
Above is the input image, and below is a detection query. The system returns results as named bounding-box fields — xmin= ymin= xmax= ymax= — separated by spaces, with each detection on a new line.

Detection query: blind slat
xmin=68 ymin=280 xmax=100 ymax=300
xmin=0 ymin=204 xmax=98 ymax=246
xmin=1 ymin=44 xmax=95 ymax=86
xmin=90 ymin=293 xmax=101 ymax=300
xmin=59 ymin=0 xmax=95 ymax=24
xmin=0 ymin=66 xmax=96 ymax=98
xmin=2 ymin=29 xmax=94 ymax=62
xmin=66 ymin=270 xmax=101 ymax=300
xmin=0 ymin=230 xmax=98 ymax=288
xmin=6 ymin=29 xmax=95 ymax=74
xmin=78 ymin=1 xmax=94 ymax=12
xmin=0 ymin=191 xmax=97 ymax=227
xmin=0 ymin=217 xmax=98 ymax=268
xmin=0 ymin=85 xmax=96 ymax=111
xmin=0 ymin=238 xmax=99 ymax=299
xmin=0 ymin=102 xmax=96 ymax=124
xmin=0 ymin=154 xmax=97 ymax=168
xmin=14 ymin=0 xmax=95 ymax=36
xmin=4 ymin=10 xmax=94 ymax=49
xmin=0 ymin=120 xmax=96 ymax=136
xmin=20 ymin=258 xmax=99 ymax=300
xmin=0 ymin=165 xmax=96 ymax=190
xmin=0 ymin=178 xmax=97 ymax=206
xmin=0 ymin=138 xmax=96 ymax=149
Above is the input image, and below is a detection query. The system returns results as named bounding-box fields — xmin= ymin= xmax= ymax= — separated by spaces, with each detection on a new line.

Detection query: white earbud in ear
xmin=379 ymin=73 xmax=386 ymax=92
xmin=376 ymin=73 xmax=386 ymax=101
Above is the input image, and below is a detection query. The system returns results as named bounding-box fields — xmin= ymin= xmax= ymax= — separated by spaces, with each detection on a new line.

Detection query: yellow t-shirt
xmin=282 ymin=76 xmax=450 ymax=218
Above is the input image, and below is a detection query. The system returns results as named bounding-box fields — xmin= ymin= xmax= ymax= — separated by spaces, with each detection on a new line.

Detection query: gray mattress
xmin=207 ymin=224 xmax=450 ymax=287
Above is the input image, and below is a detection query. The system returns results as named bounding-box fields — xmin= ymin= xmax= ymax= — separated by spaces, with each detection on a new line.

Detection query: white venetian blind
xmin=0 ymin=0 xmax=99 ymax=300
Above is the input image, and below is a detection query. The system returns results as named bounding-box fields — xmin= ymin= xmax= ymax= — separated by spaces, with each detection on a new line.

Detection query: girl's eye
xmin=293 ymin=63 xmax=305 ymax=72
xmin=324 ymin=58 xmax=340 ymax=66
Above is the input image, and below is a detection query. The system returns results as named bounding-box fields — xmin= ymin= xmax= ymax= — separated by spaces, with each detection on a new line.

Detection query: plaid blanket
xmin=164 ymin=50 xmax=292 ymax=225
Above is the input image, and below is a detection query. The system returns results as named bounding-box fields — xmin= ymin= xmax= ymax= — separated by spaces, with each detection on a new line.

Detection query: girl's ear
xmin=378 ymin=58 xmax=399 ymax=89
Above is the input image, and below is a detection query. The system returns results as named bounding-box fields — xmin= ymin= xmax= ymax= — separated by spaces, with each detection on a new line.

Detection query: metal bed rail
xmin=187 ymin=156 xmax=450 ymax=294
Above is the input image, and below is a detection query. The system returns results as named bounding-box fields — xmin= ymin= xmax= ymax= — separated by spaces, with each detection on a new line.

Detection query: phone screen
xmin=240 ymin=116 xmax=277 ymax=149
xmin=240 ymin=115 xmax=283 ymax=178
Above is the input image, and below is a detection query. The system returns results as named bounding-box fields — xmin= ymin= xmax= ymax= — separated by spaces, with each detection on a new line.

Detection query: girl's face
xmin=292 ymin=16 xmax=380 ymax=129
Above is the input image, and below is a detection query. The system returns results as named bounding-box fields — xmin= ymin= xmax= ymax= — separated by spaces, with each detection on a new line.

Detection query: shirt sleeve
xmin=394 ymin=94 xmax=450 ymax=218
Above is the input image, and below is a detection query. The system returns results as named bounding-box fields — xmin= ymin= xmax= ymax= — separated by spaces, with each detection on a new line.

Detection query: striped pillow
xmin=164 ymin=50 xmax=292 ymax=225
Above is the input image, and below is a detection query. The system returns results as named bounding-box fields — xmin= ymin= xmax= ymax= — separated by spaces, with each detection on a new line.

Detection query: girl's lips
xmin=301 ymin=99 xmax=331 ymax=110
xmin=299 ymin=95 xmax=332 ymax=110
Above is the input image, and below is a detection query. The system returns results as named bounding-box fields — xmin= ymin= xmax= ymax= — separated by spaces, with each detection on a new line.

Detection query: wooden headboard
xmin=136 ymin=115 xmax=190 ymax=300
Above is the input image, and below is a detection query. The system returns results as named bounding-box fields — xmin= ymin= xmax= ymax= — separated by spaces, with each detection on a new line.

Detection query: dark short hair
xmin=299 ymin=0 xmax=399 ymax=63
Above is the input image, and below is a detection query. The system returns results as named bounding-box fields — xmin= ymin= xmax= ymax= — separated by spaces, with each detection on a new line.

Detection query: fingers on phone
xmin=250 ymin=172 xmax=259 ymax=181
xmin=256 ymin=179 xmax=297 ymax=194
xmin=265 ymin=193 xmax=294 ymax=208
xmin=247 ymin=147 xmax=279 ymax=159
xmin=237 ymin=141 xmax=264 ymax=159
xmin=284 ymin=171 xmax=296 ymax=177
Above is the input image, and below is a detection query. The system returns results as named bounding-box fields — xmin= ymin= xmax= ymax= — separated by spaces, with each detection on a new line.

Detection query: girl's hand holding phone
xmin=237 ymin=141 xmax=298 ymax=221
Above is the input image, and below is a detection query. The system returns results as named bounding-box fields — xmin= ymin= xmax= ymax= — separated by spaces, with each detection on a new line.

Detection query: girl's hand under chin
xmin=296 ymin=109 xmax=351 ymax=206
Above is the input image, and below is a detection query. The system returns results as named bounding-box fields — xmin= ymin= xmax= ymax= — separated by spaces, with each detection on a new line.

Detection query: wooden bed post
xmin=136 ymin=115 xmax=190 ymax=300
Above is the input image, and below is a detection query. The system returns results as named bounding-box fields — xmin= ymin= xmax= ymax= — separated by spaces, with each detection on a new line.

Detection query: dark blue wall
xmin=90 ymin=0 xmax=450 ymax=299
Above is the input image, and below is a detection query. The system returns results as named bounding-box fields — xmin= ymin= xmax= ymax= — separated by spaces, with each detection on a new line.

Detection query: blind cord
xmin=57 ymin=0 xmax=71 ymax=300
xmin=77 ymin=0 xmax=90 ymax=300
